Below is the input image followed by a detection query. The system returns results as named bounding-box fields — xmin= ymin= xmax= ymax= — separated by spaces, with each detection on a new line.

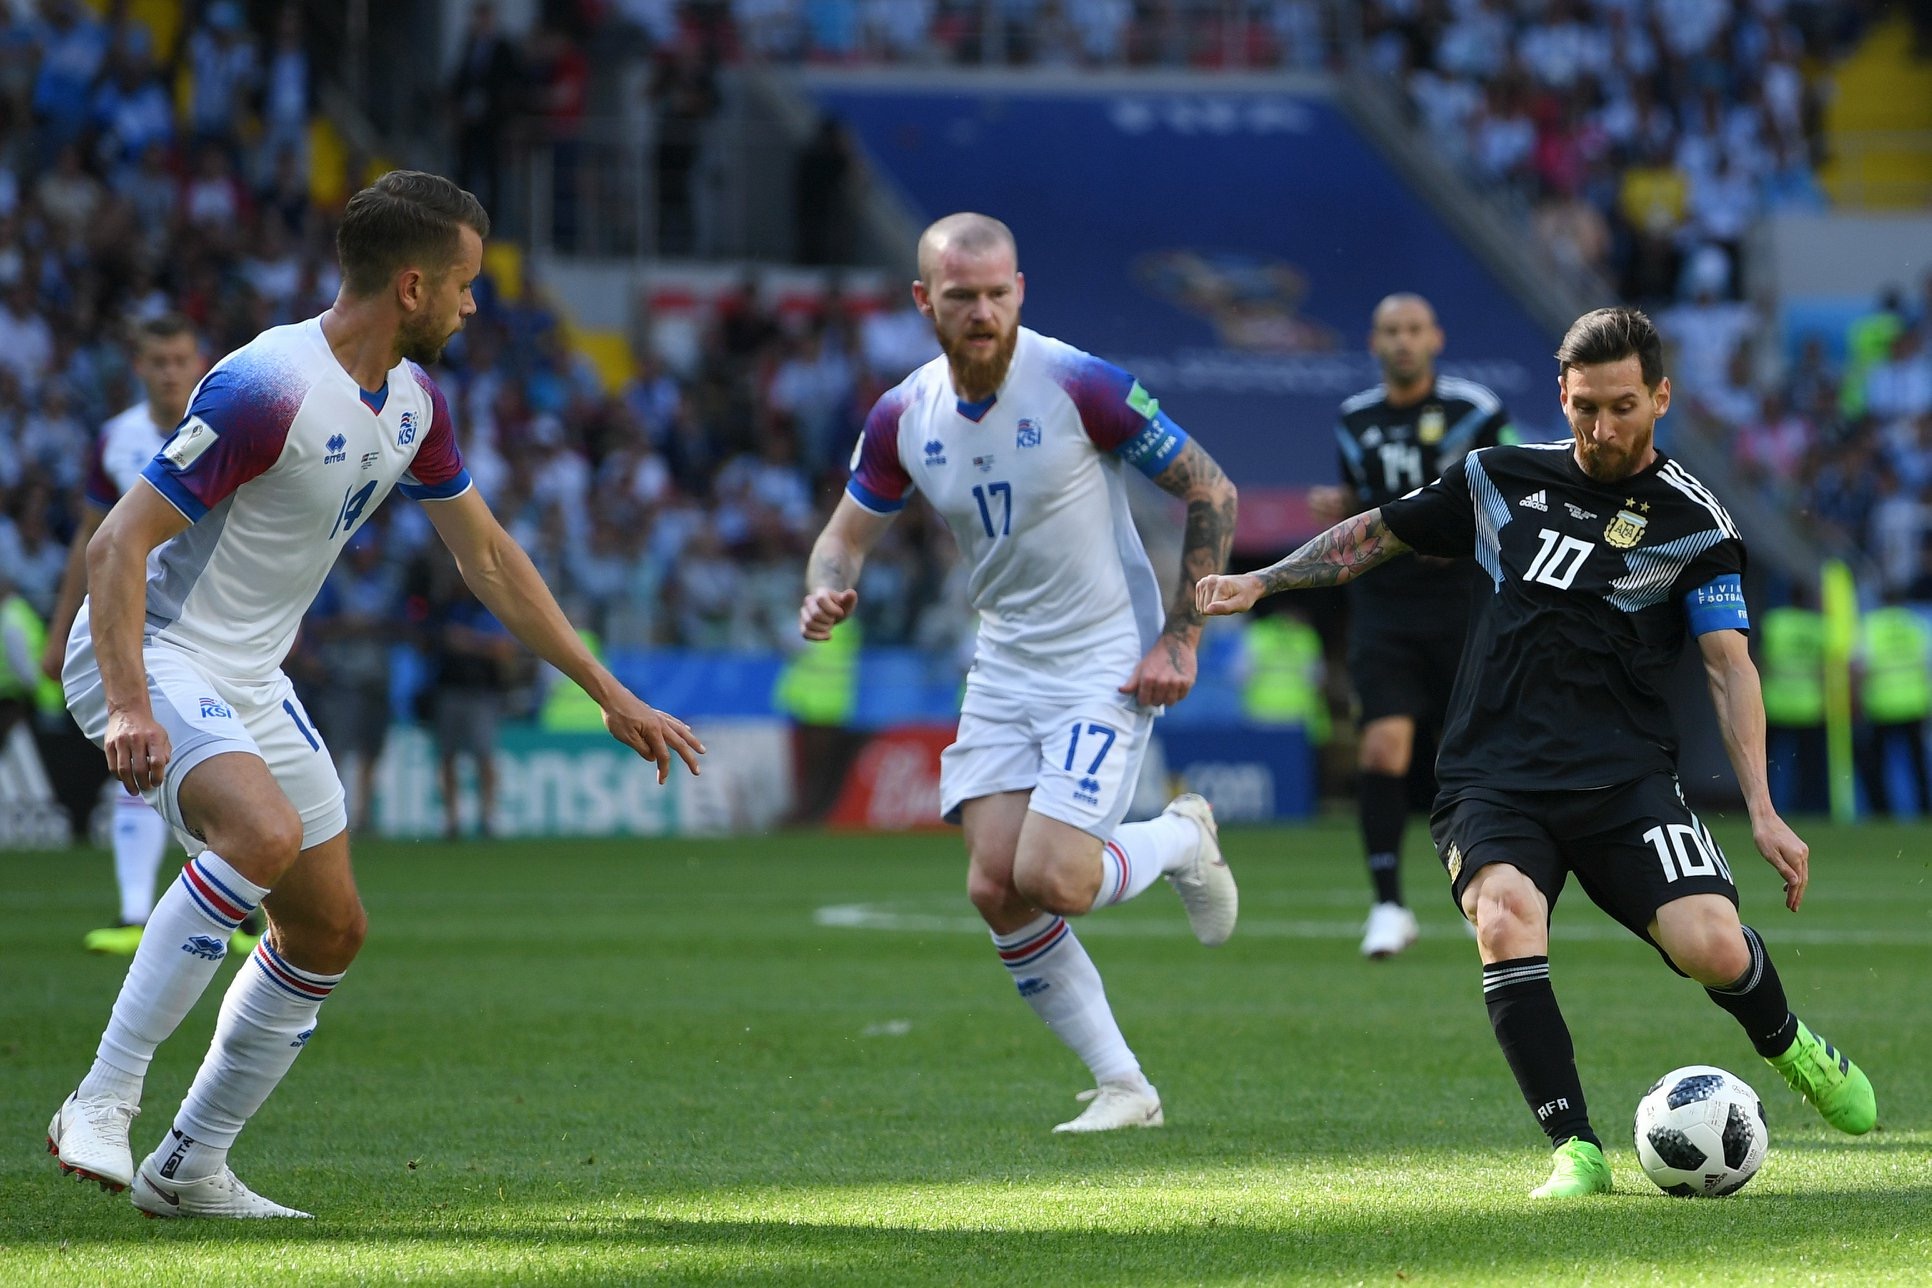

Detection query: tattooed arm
xmin=800 ymin=494 xmax=898 ymax=640
xmin=1119 ymin=438 xmax=1239 ymax=707
xmin=1195 ymin=509 xmax=1411 ymax=617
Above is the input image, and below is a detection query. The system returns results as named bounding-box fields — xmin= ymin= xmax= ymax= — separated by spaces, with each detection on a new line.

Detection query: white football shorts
xmin=65 ymin=634 xmax=347 ymax=854
xmin=940 ymin=678 xmax=1155 ymax=836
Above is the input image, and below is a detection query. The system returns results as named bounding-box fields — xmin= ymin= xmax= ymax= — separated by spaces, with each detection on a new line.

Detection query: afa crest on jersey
xmin=1605 ymin=507 xmax=1650 ymax=549
xmin=1418 ymin=406 xmax=1445 ymax=445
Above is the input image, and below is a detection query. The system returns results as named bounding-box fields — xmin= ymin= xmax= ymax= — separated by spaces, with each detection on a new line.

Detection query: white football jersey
xmin=85 ymin=401 xmax=171 ymax=508
xmin=78 ymin=315 xmax=471 ymax=682
xmin=848 ymin=327 xmax=1184 ymax=700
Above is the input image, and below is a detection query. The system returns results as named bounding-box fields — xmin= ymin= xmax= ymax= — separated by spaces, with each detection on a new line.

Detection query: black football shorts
xmin=1428 ymin=771 xmax=1741 ymax=956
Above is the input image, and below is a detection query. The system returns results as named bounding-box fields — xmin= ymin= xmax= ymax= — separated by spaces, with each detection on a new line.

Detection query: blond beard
xmin=943 ymin=324 xmax=1018 ymax=400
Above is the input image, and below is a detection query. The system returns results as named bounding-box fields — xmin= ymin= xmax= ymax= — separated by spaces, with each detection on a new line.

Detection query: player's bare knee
xmin=272 ymin=898 xmax=367 ymax=973
xmin=1666 ymin=922 xmax=1750 ymax=986
xmin=209 ymin=806 xmax=304 ymax=884
xmin=1471 ymin=873 xmax=1544 ymax=957
xmin=966 ymin=866 xmax=1024 ymax=920
xmin=1358 ymin=744 xmax=1409 ymax=777
xmin=1013 ymin=864 xmax=1094 ymax=917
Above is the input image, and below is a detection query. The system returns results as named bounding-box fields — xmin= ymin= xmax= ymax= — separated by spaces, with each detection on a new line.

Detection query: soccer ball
xmin=1633 ymin=1065 xmax=1768 ymax=1197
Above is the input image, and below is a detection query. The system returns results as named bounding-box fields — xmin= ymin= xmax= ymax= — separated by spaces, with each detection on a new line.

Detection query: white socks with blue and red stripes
xmin=78 ymin=852 xmax=269 ymax=1105
xmin=157 ymin=940 xmax=345 ymax=1182
xmin=111 ymin=792 xmax=170 ymax=925
xmin=1094 ymin=812 xmax=1200 ymax=908
xmin=992 ymin=913 xmax=1143 ymax=1086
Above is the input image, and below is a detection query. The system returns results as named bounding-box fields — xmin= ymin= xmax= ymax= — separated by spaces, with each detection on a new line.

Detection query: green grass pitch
xmin=2 ymin=816 xmax=1927 ymax=1285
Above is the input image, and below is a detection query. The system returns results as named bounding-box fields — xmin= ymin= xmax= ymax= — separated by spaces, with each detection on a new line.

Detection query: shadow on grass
xmin=9 ymin=1186 xmax=1932 ymax=1286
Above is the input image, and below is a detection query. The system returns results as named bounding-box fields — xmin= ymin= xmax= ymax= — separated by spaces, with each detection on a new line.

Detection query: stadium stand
xmin=0 ymin=1 xmax=1925 ymax=830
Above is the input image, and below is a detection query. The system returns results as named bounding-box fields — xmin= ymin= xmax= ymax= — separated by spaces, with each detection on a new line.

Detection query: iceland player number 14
xmin=330 ymin=480 xmax=378 ymax=540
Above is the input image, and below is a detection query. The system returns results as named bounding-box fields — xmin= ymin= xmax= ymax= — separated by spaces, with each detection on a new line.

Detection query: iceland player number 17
xmin=972 ymin=482 xmax=1012 ymax=539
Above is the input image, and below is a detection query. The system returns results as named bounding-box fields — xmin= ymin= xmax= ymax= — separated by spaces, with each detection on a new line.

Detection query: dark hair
xmin=1555 ymin=307 xmax=1664 ymax=389
xmin=135 ymin=312 xmax=196 ymax=345
xmin=336 ymin=171 xmax=490 ymax=298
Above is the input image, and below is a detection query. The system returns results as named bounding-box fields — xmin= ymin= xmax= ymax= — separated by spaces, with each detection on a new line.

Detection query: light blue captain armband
xmin=1684 ymin=574 xmax=1750 ymax=636
xmin=1114 ymin=410 xmax=1189 ymax=479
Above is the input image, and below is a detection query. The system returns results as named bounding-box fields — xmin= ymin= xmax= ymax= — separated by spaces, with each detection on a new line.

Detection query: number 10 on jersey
xmin=973 ymin=482 xmax=1012 ymax=538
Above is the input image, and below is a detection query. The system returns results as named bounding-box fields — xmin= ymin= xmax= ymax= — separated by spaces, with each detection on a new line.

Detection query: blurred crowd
xmin=1693 ymin=277 xmax=1932 ymax=599
xmin=0 ymin=0 xmax=332 ymax=618
xmin=595 ymin=0 xmax=1335 ymax=70
xmin=1379 ymin=0 xmax=1872 ymax=304
xmin=0 ymin=0 xmax=1916 ymax=689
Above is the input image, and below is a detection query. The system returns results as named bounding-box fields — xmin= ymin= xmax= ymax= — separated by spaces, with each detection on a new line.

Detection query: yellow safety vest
xmin=0 ymin=593 xmax=64 ymax=713
xmin=774 ymin=622 xmax=859 ymax=727
xmin=1859 ymin=606 xmax=1932 ymax=724
xmin=539 ymin=630 xmax=610 ymax=732
xmin=1242 ymin=617 xmax=1329 ymax=742
xmin=1759 ymin=607 xmax=1825 ymax=727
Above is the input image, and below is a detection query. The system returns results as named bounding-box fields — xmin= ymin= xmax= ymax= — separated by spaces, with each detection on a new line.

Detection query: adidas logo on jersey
xmin=1518 ymin=489 xmax=1548 ymax=511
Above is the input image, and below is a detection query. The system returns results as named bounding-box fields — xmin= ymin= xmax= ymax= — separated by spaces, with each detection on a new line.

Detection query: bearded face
xmin=916 ymin=244 xmax=1024 ymax=401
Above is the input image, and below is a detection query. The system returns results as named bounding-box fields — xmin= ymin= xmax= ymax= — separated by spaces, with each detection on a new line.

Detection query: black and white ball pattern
xmin=1634 ymin=1065 xmax=1768 ymax=1197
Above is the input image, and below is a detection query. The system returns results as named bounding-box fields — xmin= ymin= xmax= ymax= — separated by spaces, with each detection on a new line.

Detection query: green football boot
xmin=1767 ymin=1019 xmax=1876 ymax=1135
xmin=1530 ymin=1137 xmax=1612 ymax=1199
xmin=82 ymin=923 xmax=144 ymax=955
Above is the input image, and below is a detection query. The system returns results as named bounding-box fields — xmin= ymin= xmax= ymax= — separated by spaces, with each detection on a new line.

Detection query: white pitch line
xmin=813 ymin=903 xmax=1928 ymax=947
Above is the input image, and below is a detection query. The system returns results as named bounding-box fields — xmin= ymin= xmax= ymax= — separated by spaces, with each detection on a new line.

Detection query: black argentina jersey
xmin=1379 ymin=442 xmax=1749 ymax=795
xmin=1337 ymin=377 xmax=1516 ymax=620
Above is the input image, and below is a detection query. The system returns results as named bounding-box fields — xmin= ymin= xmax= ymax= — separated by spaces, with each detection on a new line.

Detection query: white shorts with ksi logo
xmin=64 ymin=629 xmax=347 ymax=854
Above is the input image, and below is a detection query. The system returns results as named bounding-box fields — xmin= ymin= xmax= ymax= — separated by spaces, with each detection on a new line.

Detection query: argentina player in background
xmin=1199 ymin=307 xmax=1875 ymax=1197
xmin=46 ymin=172 xmax=705 ymax=1219
xmin=800 ymin=214 xmax=1240 ymax=1134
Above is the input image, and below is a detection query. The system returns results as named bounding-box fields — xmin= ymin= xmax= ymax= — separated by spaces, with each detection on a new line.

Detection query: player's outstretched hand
xmin=603 ymin=694 xmax=706 ymax=785
xmin=799 ymin=588 xmax=858 ymax=641
xmin=1195 ymin=573 xmax=1265 ymax=618
xmin=1120 ymin=636 xmax=1197 ymax=707
xmin=103 ymin=708 xmax=171 ymax=795
xmin=1753 ymin=813 xmax=1809 ymax=912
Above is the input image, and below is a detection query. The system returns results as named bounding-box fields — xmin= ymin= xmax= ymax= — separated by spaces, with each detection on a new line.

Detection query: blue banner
xmin=811 ymin=81 xmax=1559 ymax=496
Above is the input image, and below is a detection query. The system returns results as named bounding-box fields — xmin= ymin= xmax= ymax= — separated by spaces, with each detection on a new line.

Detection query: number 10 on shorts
xmin=1643 ymin=822 xmax=1732 ymax=882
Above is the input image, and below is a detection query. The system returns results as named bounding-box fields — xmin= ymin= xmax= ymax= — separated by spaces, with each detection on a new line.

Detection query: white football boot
xmin=47 ymin=1092 xmax=139 ymax=1192
xmin=1360 ymin=902 xmax=1420 ymax=959
xmin=132 ymin=1162 xmax=312 ymax=1219
xmin=1161 ymin=794 xmax=1238 ymax=946
xmin=1052 ymin=1081 xmax=1165 ymax=1133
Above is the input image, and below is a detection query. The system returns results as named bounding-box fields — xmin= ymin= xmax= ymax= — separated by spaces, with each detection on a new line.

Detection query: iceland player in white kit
xmin=42 ymin=315 xmax=217 ymax=957
xmin=46 ymin=172 xmax=705 ymax=1218
xmin=801 ymin=214 xmax=1241 ymax=1132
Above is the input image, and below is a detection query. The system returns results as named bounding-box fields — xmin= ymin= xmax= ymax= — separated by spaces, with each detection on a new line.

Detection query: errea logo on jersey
xmin=160 ymin=416 xmax=218 ymax=468
xmin=923 ymin=439 xmax=948 ymax=467
xmin=323 ymin=433 xmax=348 ymax=465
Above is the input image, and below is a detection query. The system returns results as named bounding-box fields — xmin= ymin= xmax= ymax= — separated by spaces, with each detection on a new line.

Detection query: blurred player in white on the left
xmin=39 ymin=315 xmax=259 ymax=958
xmin=45 ymin=171 xmax=704 ymax=1220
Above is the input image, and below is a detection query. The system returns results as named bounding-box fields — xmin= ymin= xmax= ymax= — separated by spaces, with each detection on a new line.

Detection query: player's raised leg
xmin=82 ymin=792 xmax=173 ymax=956
xmin=51 ymin=752 xmax=297 ymax=1193
xmin=966 ymin=793 xmax=1162 ymax=1133
xmin=1651 ymin=895 xmax=1876 ymax=1135
xmin=1460 ymin=859 xmax=1610 ymax=1198
xmin=133 ymin=827 xmax=362 ymax=1220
